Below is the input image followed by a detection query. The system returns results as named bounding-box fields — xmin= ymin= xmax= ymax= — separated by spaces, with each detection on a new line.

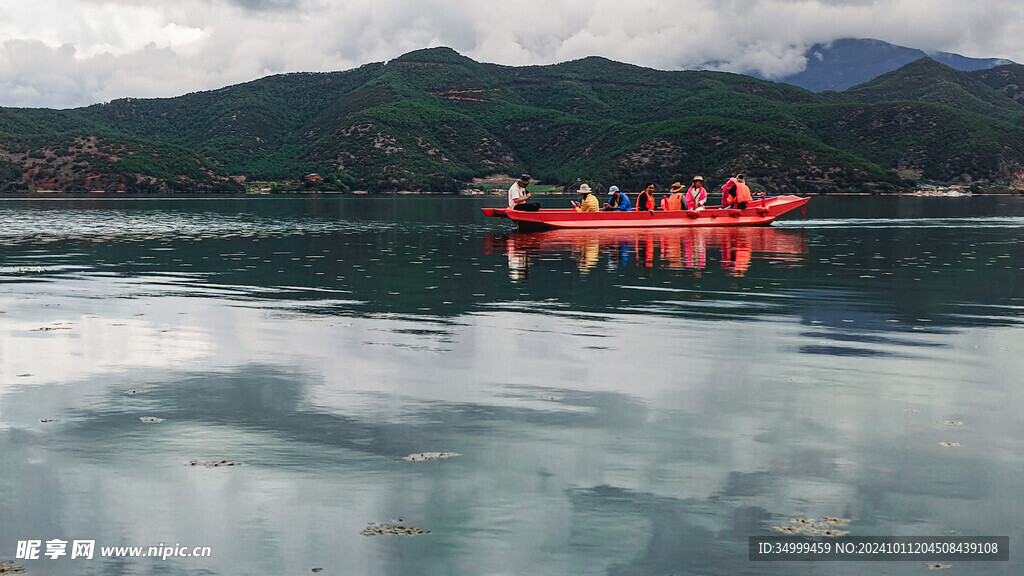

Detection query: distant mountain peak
xmin=771 ymin=38 xmax=1015 ymax=92
xmin=391 ymin=46 xmax=471 ymax=64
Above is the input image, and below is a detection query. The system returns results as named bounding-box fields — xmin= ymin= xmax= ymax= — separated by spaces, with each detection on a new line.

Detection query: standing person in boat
xmin=602 ymin=185 xmax=632 ymax=211
xmin=508 ymin=174 xmax=540 ymax=211
xmin=572 ymin=183 xmax=600 ymax=212
xmin=661 ymin=182 xmax=685 ymax=211
xmin=720 ymin=174 xmax=753 ymax=209
xmin=685 ymin=175 xmax=708 ymax=210
xmin=635 ymin=182 xmax=656 ymax=212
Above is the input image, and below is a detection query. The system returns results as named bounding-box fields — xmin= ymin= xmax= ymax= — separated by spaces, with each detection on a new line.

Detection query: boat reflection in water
xmin=486 ymin=226 xmax=807 ymax=279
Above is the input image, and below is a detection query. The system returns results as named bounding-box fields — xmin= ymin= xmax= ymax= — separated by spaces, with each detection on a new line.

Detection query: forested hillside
xmin=2 ymin=48 xmax=1024 ymax=193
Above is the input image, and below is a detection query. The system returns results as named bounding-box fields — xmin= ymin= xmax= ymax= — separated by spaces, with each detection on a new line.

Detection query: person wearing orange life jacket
xmin=720 ymin=173 xmax=753 ymax=209
xmin=661 ymin=182 xmax=685 ymax=211
xmin=635 ymin=182 xmax=656 ymax=212
xmin=684 ymin=175 xmax=708 ymax=210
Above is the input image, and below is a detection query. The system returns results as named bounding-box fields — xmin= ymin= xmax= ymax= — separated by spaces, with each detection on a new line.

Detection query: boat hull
xmin=483 ymin=195 xmax=809 ymax=230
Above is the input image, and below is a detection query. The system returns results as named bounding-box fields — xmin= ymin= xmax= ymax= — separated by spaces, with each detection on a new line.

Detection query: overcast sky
xmin=1 ymin=0 xmax=1022 ymax=109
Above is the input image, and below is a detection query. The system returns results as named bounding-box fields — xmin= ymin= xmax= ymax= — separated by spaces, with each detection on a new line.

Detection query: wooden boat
xmin=482 ymin=195 xmax=809 ymax=230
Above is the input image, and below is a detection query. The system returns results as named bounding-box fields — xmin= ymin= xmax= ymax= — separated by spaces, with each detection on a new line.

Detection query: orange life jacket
xmin=635 ymin=191 xmax=655 ymax=211
xmin=663 ymin=193 xmax=683 ymax=211
xmin=734 ymin=181 xmax=753 ymax=204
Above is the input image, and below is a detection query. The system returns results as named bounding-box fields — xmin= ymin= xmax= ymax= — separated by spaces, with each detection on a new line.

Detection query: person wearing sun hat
xmin=572 ymin=183 xmax=600 ymax=212
xmin=508 ymin=173 xmax=540 ymax=211
xmin=661 ymin=181 xmax=685 ymax=210
xmin=685 ymin=175 xmax=708 ymax=210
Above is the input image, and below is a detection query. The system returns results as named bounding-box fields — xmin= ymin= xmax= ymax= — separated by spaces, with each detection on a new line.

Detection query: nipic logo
xmin=15 ymin=540 xmax=210 ymax=561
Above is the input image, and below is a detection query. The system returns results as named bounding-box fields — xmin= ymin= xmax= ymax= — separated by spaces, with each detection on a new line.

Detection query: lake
xmin=1 ymin=194 xmax=1022 ymax=575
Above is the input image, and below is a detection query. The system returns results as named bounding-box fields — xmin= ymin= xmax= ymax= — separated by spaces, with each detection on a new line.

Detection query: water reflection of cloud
xmin=799 ymin=344 xmax=904 ymax=357
xmin=2 ymin=315 xmax=1023 ymax=574
xmin=568 ymin=485 xmax=769 ymax=576
xmin=0 ymin=314 xmax=214 ymax=390
xmin=1 ymin=262 xmax=1023 ymax=575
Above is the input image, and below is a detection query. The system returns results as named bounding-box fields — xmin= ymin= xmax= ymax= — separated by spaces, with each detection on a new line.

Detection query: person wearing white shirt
xmin=508 ymin=174 xmax=540 ymax=211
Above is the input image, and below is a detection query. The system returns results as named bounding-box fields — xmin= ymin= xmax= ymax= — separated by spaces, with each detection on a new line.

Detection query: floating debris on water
xmin=402 ymin=452 xmax=460 ymax=461
xmin=39 ymin=418 xmax=58 ymax=423
xmin=361 ymin=522 xmax=429 ymax=536
xmin=126 ymin=389 xmax=144 ymax=395
xmin=941 ymin=420 xmax=964 ymax=426
xmin=16 ymin=374 xmax=32 ymax=378
xmin=773 ymin=517 xmax=851 ymax=537
xmin=31 ymin=326 xmax=71 ymax=332
xmin=925 ymin=562 xmax=951 ymax=569
xmin=540 ymin=395 xmax=563 ymax=401
xmin=903 ymin=408 xmax=918 ymax=413
xmin=0 ymin=561 xmax=25 ymax=574
xmin=188 ymin=460 xmax=244 ymax=468
xmin=938 ymin=442 xmax=961 ymax=448
xmin=311 ymin=568 xmax=323 ymax=573
xmin=140 ymin=417 xmax=165 ymax=423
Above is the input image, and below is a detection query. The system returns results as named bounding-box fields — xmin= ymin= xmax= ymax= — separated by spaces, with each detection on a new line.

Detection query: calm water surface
xmin=1 ymin=195 xmax=1022 ymax=575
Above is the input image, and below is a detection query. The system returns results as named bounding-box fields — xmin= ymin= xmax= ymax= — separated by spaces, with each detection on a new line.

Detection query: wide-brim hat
xmin=692 ymin=175 xmax=704 ymax=182
xmin=578 ymin=184 xmax=592 ymax=193
xmin=669 ymin=182 xmax=683 ymax=193
xmin=517 ymin=173 xmax=532 ymax=184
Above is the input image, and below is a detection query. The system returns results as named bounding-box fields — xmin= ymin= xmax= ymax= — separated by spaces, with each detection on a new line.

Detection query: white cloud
xmin=0 ymin=2 xmax=209 ymax=58
xmin=0 ymin=0 xmax=1022 ymax=108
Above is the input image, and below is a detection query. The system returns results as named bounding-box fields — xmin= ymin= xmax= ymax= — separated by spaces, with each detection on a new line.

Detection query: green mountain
xmin=840 ymin=58 xmax=1024 ymax=124
xmin=3 ymin=48 xmax=1024 ymax=193
xmin=0 ymin=108 xmax=237 ymax=193
xmin=972 ymin=64 xmax=1024 ymax=105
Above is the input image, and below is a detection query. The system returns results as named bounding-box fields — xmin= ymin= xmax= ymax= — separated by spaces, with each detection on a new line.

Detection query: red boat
xmin=482 ymin=195 xmax=809 ymax=230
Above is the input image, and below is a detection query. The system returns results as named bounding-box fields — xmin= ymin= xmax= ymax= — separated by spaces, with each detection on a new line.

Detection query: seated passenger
xmin=572 ymin=183 xmax=600 ymax=212
xmin=661 ymin=182 xmax=684 ymax=211
xmin=508 ymin=174 xmax=540 ymax=211
xmin=635 ymin=182 xmax=656 ymax=212
xmin=685 ymin=175 xmax=708 ymax=210
xmin=720 ymin=173 xmax=752 ymax=209
xmin=602 ymin=185 xmax=632 ymax=211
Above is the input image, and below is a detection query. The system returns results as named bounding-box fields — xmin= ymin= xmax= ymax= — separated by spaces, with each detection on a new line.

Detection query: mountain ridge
xmin=772 ymin=38 xmax=1015 ymax=93
xmin=2 ymin=47 xmax=1024 ymax=194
